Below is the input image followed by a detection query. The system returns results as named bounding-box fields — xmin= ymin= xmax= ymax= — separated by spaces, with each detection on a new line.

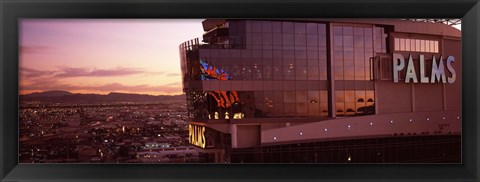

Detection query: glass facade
xmin=181 ymin=20 xmax=331 ymax=119
xmin=179 ymin=19 xmax=462 ymax=164
xmin=181 ymin=20 xmax=385 ymax=120
xmin=333 ymin=25 xmax=378 ymax=116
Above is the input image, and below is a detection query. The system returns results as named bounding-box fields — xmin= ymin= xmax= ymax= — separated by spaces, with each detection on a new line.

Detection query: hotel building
xmin=179 ymin=19 xmax=461 ymax=163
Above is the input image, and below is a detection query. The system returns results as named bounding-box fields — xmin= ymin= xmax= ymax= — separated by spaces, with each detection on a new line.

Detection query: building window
xmin=374 ymin=27 xmax=387 ymax=53
xmin=333 ymin=25 xmax=374 ymax=81
xmin=394 ymin=38 xmax=439 ymax=53
xmin=333 ymin=25 xmax=376 ymax=117
xmin=335 ymin=90 xmax=375 ymax=116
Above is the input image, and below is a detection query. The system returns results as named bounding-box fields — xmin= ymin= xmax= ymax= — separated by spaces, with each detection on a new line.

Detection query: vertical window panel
xmin=364 ymin=28 xmax=372 ymax=36
xmin=252 ymin=21 xmax=263 ymax=32
xmin=308 ymin=66 xmax=319 ymax=80
xmin=283 ymin=34 xmax=295 ymax=45
xmin=365 ymin=66 xmax=371 ymax=81
xmin=319 ymin=35 xmax=327 ymax=47
xmin=420 ymin=40 xmax=426 ymax=52
xmin=318 ymin=24 xmax=326 ymax=35
xmin=263 ymin=91 xmax=274 ymax=115
xmin=295 ymin=50 xmax=307 ymax=60
xmin=319 ymin=67 xmax=328 ymax=80
xmin=354 ymin=36 xmax=364 ymax=48
xmin=343 ymin=27 xmax=353 ymax=35
xmin=295 ymin=34 xmax=307 ymax=46
xmin=262 ymin=33 xmax=273 ymax=46
xmin=272 ymin=22 xmax=282 ymax=33
xmin=355 ymin=91 xmax=366 ymax=103
xmin=262 ymin=21 xmax=272 ymax=32
xmin=334 ymin=35 xmax=343 ymax=47
xmin=308 ymin=102 xmax=320 ymax=116
xmin=336 ymin=91 xmax=345 ymax=102
xmin=344 ymin=51 xmax=354 ymax=60
xmin=425 ymin=40 xmax=432 ymax=52
xmin=273 ymin=65 xmax=283 ymax=80
xmin=242 ymin=65 xmax=252 ymax=80
xmin=345 ymin=103 xmax=356 ymax=115
xmin=336 ymin=103 xmax=345 ymax=115
xmin=405 ymin=39 xmax=410 ymax=51
xmin=354 ymin=51 xmax=364 ymax=61
xmin=431 ymin=40 xmax=436 ymax=52
xmin=284 ymin=103 xmax=296 ymax=115
xmin=333 ymin=26 xmax=343 ymax=35
xmin=343 ymin=35 xmax=354 ymax=48
xmin=282 ymin=22 xmax=294 ymax=34
xmin=296 ymin=91 xmax=308 ymax=115
xmin=399 ymin=38 xmax=405 ymax=51
xmin=306 ymin=23 xmax=318 ymax=34
xmin=284 ymin=64 xmax=295 ymax=80
xmin=365 ymin=35 xmax=373 ymax=48
xmin=294 ymin=23 xmax=306 ymax=34
xmin=272 ymin=33 xmax=282 ymax=46
xmin=263 ymin=64 xmax=273 ymax=80
xmin=355 ymin=68 xmax=365 ymax=80
xmin=334 ymin=66 xmax=344 ymax=80
xmin=296 ymin=91 xmax=308 ymax=103
xmin=366 ymin=91 xmax=375 ymax=105
xmin=394 ymin=38 xmax=399 ymax=51
xmin=253 ymin=64 xmax=263 ymax=80
xmin=296 ymin=66 xmax=308 ymax=80
xmin=320 ymin=103 xmax=328 ymax=116
xmin=297 ymin=103 xmax=308 ymax=116
xmin=320 ymin=91 xmax=328 ymax=103
xmin=306 ymin=35 xmax=318 ymax=47
xmin=284 ymin=91 xmax=296 ymax=103
xmin=354 ymin=27 xmax=364 ymax=36
xmin=415 ymin=39 xmax=421 ymax=52
xmin=345 ymin=91 xmax=355 ymax=103
xmin=274 ymin=91 xmax=284 ymax=115
xmin=411 ymin=39 xmax=416 ymax=52
xmin=344 ymin=67 xmax=354 ymax=80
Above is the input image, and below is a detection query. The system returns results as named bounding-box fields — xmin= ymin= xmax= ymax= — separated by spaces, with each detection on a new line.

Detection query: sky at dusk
xmin=20 ymin=19 xmax=205 ymax=96
xmin=19 ymin=19 xmax=461 ymax=96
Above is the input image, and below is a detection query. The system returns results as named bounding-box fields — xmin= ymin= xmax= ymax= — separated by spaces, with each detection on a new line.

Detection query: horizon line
xmin=20 ymin=90 xmax=185 ymax=96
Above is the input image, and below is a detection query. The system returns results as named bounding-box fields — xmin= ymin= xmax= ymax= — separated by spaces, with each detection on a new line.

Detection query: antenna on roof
xmin=403 ymin=19 xmax=461 ymax=26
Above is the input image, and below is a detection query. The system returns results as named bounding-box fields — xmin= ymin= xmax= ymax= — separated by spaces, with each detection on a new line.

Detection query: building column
xmin=327 ymin=23 xmax=336 ymax=118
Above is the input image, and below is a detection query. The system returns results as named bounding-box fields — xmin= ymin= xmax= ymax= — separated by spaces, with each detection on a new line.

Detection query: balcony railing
xmin=180 ymin=37 xmax=236 ymax=51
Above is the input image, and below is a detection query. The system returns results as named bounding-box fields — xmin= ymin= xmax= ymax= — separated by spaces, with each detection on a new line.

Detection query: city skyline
xmin=20 ymin=19 xmax=204 ymax=96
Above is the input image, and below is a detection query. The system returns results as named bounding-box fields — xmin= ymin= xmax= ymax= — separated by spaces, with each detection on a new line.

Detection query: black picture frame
xmin=1 ymin=0 xmax=479 ymax=181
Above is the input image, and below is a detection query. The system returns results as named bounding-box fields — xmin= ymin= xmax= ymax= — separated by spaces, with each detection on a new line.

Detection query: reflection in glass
xmin=191 ymin=21 xmax=333 ymax=119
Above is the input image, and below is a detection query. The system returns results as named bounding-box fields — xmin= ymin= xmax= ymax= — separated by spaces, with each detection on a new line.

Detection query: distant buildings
xmin=19 ymin=102 xmax=193 ymax=163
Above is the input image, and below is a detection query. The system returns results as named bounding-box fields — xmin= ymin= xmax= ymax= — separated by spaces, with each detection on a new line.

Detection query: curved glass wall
xmin=184 ymin=20 xmax=329 ymax=119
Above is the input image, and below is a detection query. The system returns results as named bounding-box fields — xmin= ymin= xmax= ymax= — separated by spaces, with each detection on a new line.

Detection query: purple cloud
xmin=20 ymin=46 xmax=51 ymax=54
xmin=54 ymin=67 xmax=145 ymax=77
xmin=20 ymin=67 xmax=56 ymax=77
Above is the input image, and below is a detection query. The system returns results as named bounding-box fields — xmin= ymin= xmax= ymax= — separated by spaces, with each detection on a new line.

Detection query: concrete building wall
xmin=443 ymin=38 xmax=462 ymax=111
xmin=236 ymin=125 xmax=261 ymax=148
xmin=376 ymin=81 xmax=413 ymax=114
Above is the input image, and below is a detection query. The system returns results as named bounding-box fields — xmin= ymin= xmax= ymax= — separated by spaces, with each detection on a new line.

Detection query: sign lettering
xmin=189 ymin=124 xmax=206 ymax=148
xmin=393 ymin=54 xmax=456 ymax=83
